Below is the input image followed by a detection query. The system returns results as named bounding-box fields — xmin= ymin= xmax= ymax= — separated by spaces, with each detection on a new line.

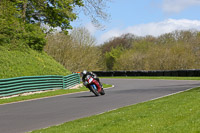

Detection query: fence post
xmin=62 ymin=76 xmax=66 ymax=89
xmin=77 ymin=73 xmax=80 ymax=83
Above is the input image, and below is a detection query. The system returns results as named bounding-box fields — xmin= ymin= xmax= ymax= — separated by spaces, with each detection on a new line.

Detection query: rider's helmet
xmin=82 ymin=70 xmax=87 ymax=77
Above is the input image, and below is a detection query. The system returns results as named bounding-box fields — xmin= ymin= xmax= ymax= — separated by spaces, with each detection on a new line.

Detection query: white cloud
xmin=84 ymin=23 xmax=97 ymax=35
xmin=98 ymin=19 xmax=200 ymax=44
xmin=162 ymin=0 xmax=200 ymax=13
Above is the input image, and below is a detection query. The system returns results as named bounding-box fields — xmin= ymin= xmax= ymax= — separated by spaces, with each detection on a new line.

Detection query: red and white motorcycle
xmin=84 ymin=75 xmax=105 ymax=96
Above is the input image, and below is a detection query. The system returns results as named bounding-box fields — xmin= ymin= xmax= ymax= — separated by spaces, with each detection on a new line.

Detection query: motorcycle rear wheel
xmin=100 ymin=88 xmax=105 ymax=95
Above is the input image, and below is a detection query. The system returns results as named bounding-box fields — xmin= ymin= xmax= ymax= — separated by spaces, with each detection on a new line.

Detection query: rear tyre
xmin=100 ymin=88 xmax=105 ymax=95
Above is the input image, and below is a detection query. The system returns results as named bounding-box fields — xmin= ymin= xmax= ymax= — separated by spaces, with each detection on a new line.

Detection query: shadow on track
xmin=71 ymin=95 xmax=98 ymax=98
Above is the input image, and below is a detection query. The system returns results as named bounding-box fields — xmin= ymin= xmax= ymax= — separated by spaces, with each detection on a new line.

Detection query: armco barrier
xmin=63 ymin=74 xmax=81 ymax=89
xmin=113 ymin=71 xmax=127 ymax=76
xmin=92 ymin=71 xmax=114 ymax=77
xmin=0 ymin=73 xmax=80 ymax=97
xmin=92 ymin=70 xmax=200 ymax=77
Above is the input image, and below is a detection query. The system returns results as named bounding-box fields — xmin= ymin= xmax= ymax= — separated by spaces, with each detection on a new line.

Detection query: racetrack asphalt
xmin=0 ymin=78 xmax=200 ymax=133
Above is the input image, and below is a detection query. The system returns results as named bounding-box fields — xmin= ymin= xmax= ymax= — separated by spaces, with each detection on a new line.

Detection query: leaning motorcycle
xmin=84 ymin=75 xmax=105 ymax=96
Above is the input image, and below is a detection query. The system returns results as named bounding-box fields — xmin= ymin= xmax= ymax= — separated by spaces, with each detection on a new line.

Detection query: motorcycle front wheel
xmin=89 ymin=85 xmax=100 ymax=96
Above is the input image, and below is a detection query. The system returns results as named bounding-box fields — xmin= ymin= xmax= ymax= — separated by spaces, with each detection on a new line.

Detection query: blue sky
xmin=71 ymin=0 xmax=200 ymax=45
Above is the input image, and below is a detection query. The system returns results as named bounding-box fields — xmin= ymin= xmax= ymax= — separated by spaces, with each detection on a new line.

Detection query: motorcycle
xmin=84 ymin=75 xmax=105 ymax=96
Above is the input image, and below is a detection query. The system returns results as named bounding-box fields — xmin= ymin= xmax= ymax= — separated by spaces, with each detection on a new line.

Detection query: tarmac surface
xmin=0 ymin=78 xmax=200 ymax=133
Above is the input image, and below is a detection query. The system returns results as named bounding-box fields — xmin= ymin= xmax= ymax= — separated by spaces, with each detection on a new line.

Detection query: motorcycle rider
xmin=81 ymin=70 xmax=103 ymax=91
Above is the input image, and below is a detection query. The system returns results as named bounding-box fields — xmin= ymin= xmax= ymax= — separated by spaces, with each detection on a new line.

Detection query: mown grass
xmin=101 ymin=76 xmax=200 ymax=80
xmin=0 ymin=83 xmax=112 ymax=105
xmin=0 ymin=46 xmax=70 ymax=79
xmin=30 ymin=87 xmax=200 ymax=133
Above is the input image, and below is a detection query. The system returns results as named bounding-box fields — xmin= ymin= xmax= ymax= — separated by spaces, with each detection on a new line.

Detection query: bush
xmin=105 ymin=46 xmax=124 ymax=70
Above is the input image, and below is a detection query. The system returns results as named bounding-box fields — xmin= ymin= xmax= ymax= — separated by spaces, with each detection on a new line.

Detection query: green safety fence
xmin=0 ymin=73 xmax=80 ymax=97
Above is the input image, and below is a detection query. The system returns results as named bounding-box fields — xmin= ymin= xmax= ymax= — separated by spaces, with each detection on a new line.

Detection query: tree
xmin=101 ymin=33 xmax=137 ymax=53
xmin=13 ymin=0 xmax=84 ymax=33
xmin=2 ymin=0 xmax=111 ymax=34
xmin=80 ymin=0 xmax=111 ymax=29
xmin=12 ymin=0 xmax=111 ymax=32
xmin=105 ymin=46 xmax=124 ymax=70
xmin=0 ymin=0 xmax=46 ymax=51
xmin=45 ymin=27 xmax=104 ymax=72
xmin=70 ymin=27 xmax=96 ymax=46
xmin=113 ymin=50 xmax=146 ymax=71
xmin=0 ymin=1 xmax=22 ymax=45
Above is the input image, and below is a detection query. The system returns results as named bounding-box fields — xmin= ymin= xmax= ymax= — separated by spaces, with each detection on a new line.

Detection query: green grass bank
xmin=0 ymin=46 xmax=71 ymax=79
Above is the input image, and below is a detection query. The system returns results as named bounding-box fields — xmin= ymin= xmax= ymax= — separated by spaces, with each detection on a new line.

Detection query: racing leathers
xmin=82 ymin=72 xmax=103 ymax=90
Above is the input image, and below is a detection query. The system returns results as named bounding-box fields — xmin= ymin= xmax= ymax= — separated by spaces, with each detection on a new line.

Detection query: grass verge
xmin=0 ymin=46 xmax=70 ymax=79
xmin=101 ymin=76 xmax=200 ymax=80
xmin=0 ymin=83 xmax=112 ymax=105
xmin=30 ymin=87 xmax=200 ymax=133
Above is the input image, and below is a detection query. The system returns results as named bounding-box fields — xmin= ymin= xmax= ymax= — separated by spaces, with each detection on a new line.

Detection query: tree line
xmin=44 ymin=28 xmax=200 ymax=72
xmin=102 ymin=30 xmax=200 ymax=71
